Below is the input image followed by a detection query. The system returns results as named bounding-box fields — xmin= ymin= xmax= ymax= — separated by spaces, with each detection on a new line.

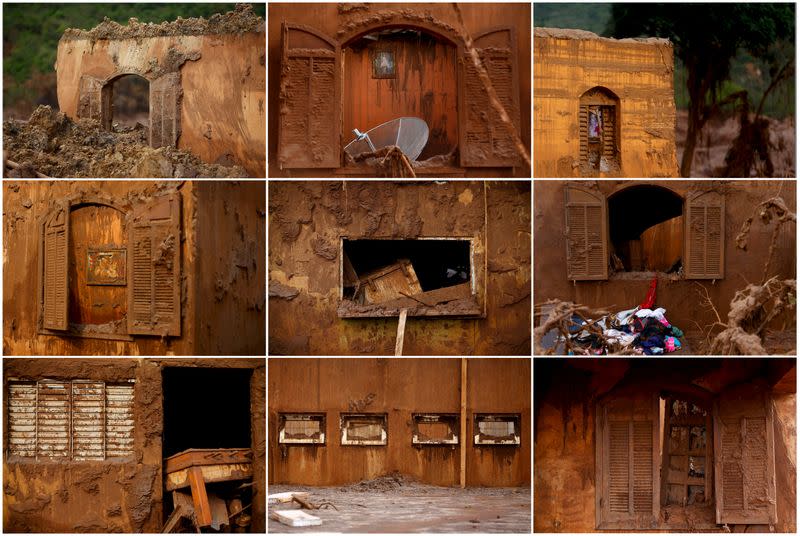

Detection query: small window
xmin=474 ymin=414 xmax=521 ymax=445
xmin=8 ymin=379 xmax=135 ymax=461
xmin=579 ymin=86 xmax=620 ymax=175
xmin=278 ymin=413 xmax=325 ymax=444
xmin=412 ymin=414 xmax=459 ymax=445
xmin=340 ymin=413 xmax=388 ymax=446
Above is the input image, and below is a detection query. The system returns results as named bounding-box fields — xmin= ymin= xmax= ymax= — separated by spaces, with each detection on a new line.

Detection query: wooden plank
xmin=187 ymin=466 xmax=212 ymax=527
xmin=394 ymin=308 xmax=407 ymax=356
xmin=164 ymin=448 xmax=252 ymax=473
xmin=271 ymin=510 xmax=322 ymax=527
xmin=166 ymin=463 xmax=253 ymax=491
xmin=268 ymin=491 xmax=309 ymax=505
xmin=460 ymin=357 xmax=467 ymax=489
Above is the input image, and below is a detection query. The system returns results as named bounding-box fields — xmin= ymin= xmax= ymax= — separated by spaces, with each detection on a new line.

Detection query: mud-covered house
xmin=268 ymin=3 xmax=531 ymax=178
xmin=3 ymin=358 xmax=266 ymax=533
xmin=534 ymin=358 xmax=796 ymax=533
xmin=533 ymin=28 xmax=679 ymax=178
xmin=3 ymin=181 xmax=266 ymax=356
xmin=268 ymin=181 xmax=531 ymax=355
xmin=534 ymin=180 xmax=796 ymax=354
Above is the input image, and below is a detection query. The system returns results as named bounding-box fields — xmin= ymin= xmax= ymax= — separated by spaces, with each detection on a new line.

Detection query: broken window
xmin=412 ymin=414 xmax=459 ymax=445
xmin=340 ymin=413 xmax=388 ymax=446
xmin=660 ymin=397 xmax=712 ymax=508
xmin=278 ymin=413 xmax=325 ymax=444
xmin=579 ymin=87 xmax=620 ymax=175
xmin=473 ymin=414 xmax=521 ymax=445
xmin=7 ymin=379 xmax=134 ymax=461
xmin=339 ymin=238 xmax=481 ymax=317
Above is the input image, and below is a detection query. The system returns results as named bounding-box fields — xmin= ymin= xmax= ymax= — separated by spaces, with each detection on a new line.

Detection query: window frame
xmin=339 ymin=413 xmax=388 ymax=446
xmin=473 ymin=413 xmax=521 ymax=446
xmin=278 ymin=413 xmax=326 ymax=445
xmin=411 ymin=413 xmax=459 ymax=446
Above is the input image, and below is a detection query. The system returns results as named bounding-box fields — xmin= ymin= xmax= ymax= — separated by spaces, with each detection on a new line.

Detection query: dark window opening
xmin=342 ymin=238 xmax=472 ymax=303
xmin=608 ymin=186 xmax=683 ymax=273
xmin=162 ymin=367 xmax=252 ymax=458
xmin=109 ymin=74 xmax=149 ymax=133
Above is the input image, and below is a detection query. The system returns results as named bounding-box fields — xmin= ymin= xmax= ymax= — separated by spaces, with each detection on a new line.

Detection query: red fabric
xmin=639 ymin=276 xmax=658 ymax=309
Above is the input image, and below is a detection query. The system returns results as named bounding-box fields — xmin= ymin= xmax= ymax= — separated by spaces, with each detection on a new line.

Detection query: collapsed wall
xmin=55 ymin=4 xmax=266 ymax=177
xmin=533 ymin=27 xmax=679 ymax=177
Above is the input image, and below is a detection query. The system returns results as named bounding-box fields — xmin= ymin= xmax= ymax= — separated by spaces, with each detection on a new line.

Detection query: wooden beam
xmin=394 ymin=308 xmax=408 ymax=356
xmin=460 ymin=357 xmax=467 ymax=488
xmin=188 ymin=466 xmax=213 ymax=527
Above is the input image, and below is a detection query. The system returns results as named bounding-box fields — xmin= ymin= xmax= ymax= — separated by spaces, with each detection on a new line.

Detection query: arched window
xmin=579 ymin=87 xmax=620 ymax=175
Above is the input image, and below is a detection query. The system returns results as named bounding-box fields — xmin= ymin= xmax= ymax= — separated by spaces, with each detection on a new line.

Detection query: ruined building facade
xmin=534 ymin=28 xmax=679 ymax=178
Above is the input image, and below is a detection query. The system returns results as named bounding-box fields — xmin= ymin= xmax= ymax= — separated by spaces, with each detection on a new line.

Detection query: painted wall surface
xmin=268 ymin=181 xmax=531 ymax=355
xmin=533 ymin=180 xmax=796 ymax=331
xmin=268 ymin=358 xmax=531 ymax=487
xmin=56 ymin=33 xmax=266 ymax=177
xmin=268 ymin=3 xmax=531 ymax=177
xmin=3 ymin=181 xmax=266 ymax=356
xmin=2 ymin=358 xmax=265 ymax=533
xmin=534 ymin=28 xmax=679 ymax=178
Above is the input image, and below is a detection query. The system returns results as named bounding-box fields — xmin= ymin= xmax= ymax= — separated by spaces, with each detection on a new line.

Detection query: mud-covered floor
xmin=268 ymin=482 xmax=531 ymax=533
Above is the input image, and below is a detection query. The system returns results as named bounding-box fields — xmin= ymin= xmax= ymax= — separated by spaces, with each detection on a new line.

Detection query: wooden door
xmin=660 ymin=398 xmax=713 ymax=507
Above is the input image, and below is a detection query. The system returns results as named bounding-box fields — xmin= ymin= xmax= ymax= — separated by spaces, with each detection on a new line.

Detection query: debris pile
xmin=4 ymin=105 xmax=247 ymax=178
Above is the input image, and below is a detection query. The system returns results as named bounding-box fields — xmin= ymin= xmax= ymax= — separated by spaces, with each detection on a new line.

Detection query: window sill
xmin=608 ymin=271 xmax=682 ymax=282
xmin=338 ymin=294 xmax=482 ymax=318
xmin=39 ymin=327 xmax=134 ymax=342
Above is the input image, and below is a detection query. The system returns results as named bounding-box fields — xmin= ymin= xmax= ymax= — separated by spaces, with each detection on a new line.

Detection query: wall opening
xmin=608 ymin=186 xmax=683 ymax=273
xmin=340 ymin=413 xmax=388 ymax=446
xmin=474 ymin=413 xmax=521 ymax=445
xmin=162 ymin=367 xmax=252 ymax=457
xmin=579 ymin=86 xmax=620 ymax=175
xmin=104 ymin=74 xmax=149 ymax=132
xmin=412 ymin=414 xmax=459 ymax=445
xmin=278 ymin=413 xmax=325 ymax=444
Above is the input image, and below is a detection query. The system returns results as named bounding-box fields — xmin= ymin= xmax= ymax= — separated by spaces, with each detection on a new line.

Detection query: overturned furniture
xmin=163 ymin=448 xmax=253 ymax=533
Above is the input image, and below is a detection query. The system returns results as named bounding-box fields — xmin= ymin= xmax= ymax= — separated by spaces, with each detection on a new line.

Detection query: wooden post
xmin=460 ymin=357 xmax=467 ymax=488
xmin=187 ymin=466 xmax=212 ymax=527
xmin=394 ymin=308 xmax=408 ymax=356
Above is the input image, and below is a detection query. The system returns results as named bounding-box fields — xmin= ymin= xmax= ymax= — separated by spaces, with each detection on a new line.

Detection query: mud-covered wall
xmin=268 ymin=3 xmax=531 ymax=178
xmin=268 ymin=181 xmax=531 ymax=355
xmin=194 ymin=181 xmax=266 ymax=355
xmin=55 ymin=21 xmax=265 ymax=176
xmin=2 ymin=358 xmax=266 ymax=533
xmin=533 ymin=28 xmax=679 ymax=178
xmin=268 ymin=358 xmax=530 ymax=487
xmin=533 ymin=180 xmax=796 ymax=332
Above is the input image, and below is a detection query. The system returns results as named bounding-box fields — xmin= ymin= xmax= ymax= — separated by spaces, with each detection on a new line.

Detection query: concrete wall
xmin=268 ymin=181 xmax=531 ymax=355
xmin=268 ymin=358 xmax=531 ymax=487
xmin=3 ymin=358 xmax=266 ymax=533
xmin=3 ymin=181 xmax=265 ymax=356
xmin=56 ymin=32 xmax=265 ymax=177
xmin=533 ymin=180 xmax=796 ymax=332
xmin=534 ymin=28 xmax=679 ymax=178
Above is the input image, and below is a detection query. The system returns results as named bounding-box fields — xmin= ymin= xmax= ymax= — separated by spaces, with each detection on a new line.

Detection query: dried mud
xmin=61 ymin=3 xmax=263 ymax=42
xmin=4 ymin=105 xmax=247 ymax=178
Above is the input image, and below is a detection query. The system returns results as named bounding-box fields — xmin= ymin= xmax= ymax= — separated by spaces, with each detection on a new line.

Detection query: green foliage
xmin=533 ymin=3 xmax=611 ymax=35
xmin=3 ymin=3 xmax=266 ymax=102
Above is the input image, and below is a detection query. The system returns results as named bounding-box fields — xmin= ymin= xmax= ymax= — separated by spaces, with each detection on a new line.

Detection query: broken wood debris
xmin=350 ymin=145 xmax=417 ymax=177
xmin=270 ymin=509 xmax=322 ymax=527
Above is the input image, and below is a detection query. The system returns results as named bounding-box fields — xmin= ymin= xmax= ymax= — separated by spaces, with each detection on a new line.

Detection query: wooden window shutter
xmin=685 ymin=190 xmax=725 ymax=279
xmin=105 ymin=383 xmax=135 ymax=458
xmin=72 ymin=381 xmax=105 ymax=460
xmin=459 ymin=27 xmax=522 ymax=168
xmin=8 ymin=382 xmax=37 ymax=457
xmin=278 ymin=23 xmax=340 ymax=169
xmin=596 ymin=396 xmax=659 ymax=529
xmin=565 ymin=185 xmax=608 ymax=280
xmin=713 ymin=386 xmax=777 ymax=525
xmin=42 ymin=204 xmax=69 ymax=330
xmin=579 ymin=105 xmax=589 ymax=165
xmin=128 ymin=192 xmax=181 ymax=336
xmin=602 ymin=107 xmax=615 ymax=159
xmin=37 ymin=380 xmax=70 ymax=459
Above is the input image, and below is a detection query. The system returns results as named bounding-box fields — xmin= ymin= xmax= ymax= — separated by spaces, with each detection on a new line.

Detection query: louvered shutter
xmin=8 ymin=382 xmax=37 ymax=457
xmin=597 ymin=396 xmax=659 ymax=529
xmin=128 ymin=192 xmax=181 ymax=336
xmin=278 ymin=23 xmax=340 ymax=169
xmin=685 ymin=191 xmax=725 ymax=279
xmin=42 ymin=204 xmax=69 ymax=330
xmin=105 ymin=383 xmax=135 ymax=458
xmin=579 ymin=105 xmax=589 ymax=166
xmin=460 ymin=27 xmax=522 ymax=167
xmin=602 ymin=107 xmax=615 ymax=160
xmin=565 ymin=185 xmax=608 ymax=280
xmin=37 ymin=380 xmax=70 ymax=459
xmin=713 ymin=386 xmax=777 ymax=525
xmin=72 ymin=381 xmax=105 ymax=460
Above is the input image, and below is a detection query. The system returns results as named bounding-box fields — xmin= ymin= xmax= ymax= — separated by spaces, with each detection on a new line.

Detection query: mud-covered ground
xmin=268 ymin=476 xmax=531 ymax=533
xmin=3 ymin=105 xmax=247 ymax=178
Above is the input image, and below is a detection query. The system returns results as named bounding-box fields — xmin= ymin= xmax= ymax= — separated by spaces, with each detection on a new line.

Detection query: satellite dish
xmin=344 ymin=117 xmax=429 ymax=162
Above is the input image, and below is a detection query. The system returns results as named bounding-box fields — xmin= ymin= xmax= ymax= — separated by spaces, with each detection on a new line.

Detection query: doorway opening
xmin=580 ymin=86 xmax=620 ymax=175
xmin=104 ymin=74 xmax=149 ymax=133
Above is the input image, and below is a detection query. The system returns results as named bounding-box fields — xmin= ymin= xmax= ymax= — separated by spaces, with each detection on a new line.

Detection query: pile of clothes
xmin=568 ymin=277 xmax=685 ymax=355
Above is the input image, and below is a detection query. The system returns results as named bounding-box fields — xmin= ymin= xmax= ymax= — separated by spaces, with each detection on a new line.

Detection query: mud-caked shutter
xmin=278 ymin=23 xmax=340 ymax=169
xmin=460 ymin=27 xmax=522 ymax=168
xmin=128 ymin=192 xmax=181 ymax=336
xmin=713 ymin=384 xmax=777 ymax=525
xmin=565 ymin=185 xmax=608 ymax=280
xmin=596 ymin=396 xmax=659 ymax=529
xmin=42 ymin=203 xmax=70 ymax=330
xmin=685 ymin=190 xmax=725 ymax=279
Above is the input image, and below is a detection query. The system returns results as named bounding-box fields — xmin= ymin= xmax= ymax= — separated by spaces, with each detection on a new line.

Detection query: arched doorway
xmin=342 ymin=26 xmax=458 ymax=161
xmin=580 ymin=86 xmax=620 ymax=175
xmin=102 ymin=74 xmax=149 ymax=132
xmin=608 ymin=185 xmax=683 ymax=272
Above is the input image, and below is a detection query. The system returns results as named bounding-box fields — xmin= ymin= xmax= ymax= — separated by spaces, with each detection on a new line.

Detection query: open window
xmin=579 ymin=87 xmax=620 ymax=175
xmin=339 ymin=413 xmax=388 ymax=446
xmin=278 ymin=413 xmax=325 ymax=445
xmin=473 ymin=414 xmax=521 ymax=446
xmin=412 ymin=414 xmax=459 ymax=445
xmin=338 ymin=237 xmax=481 ymax=317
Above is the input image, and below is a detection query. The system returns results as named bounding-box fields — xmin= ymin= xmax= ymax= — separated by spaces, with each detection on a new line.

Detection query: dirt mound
xmin=342 ymin=471 xmax=416 ymax=492
xmin=4 ymin=105 xmax=247 ymax=178
xmin=61 ymin=3 xmax=263 ymax=41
